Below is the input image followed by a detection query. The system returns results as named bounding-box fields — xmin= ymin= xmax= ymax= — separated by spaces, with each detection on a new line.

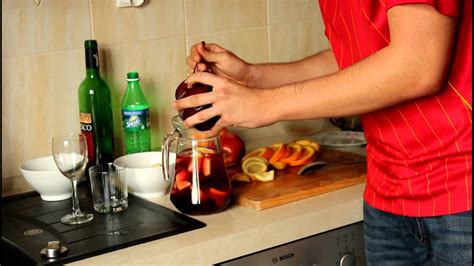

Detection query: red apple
xmin=175 ymin=79 xmax=220 ymax=131
xmin=219 ymin=129 xmax=246 ymax=166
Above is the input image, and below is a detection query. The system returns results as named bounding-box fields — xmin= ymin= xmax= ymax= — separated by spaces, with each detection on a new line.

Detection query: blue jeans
xmin=363 ymin=201 xmax=472 ymax=265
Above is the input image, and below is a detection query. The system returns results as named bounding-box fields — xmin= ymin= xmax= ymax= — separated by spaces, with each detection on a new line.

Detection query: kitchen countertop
xmin=2 ymin=124 xmax=367 ymax=265
xmin=2 ymin=175 xmax=365 ymax=265
xmin=75 ymin=183 xmax=365 ymax=265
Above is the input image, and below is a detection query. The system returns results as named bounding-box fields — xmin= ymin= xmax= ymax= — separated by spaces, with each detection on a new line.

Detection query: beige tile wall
xmin=2 ymin=0 xmax=328 ymax=179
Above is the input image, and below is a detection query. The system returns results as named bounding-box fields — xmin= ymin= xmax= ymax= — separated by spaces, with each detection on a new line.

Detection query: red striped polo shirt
xmin=319 ymin=0 xmax=472 ymax=217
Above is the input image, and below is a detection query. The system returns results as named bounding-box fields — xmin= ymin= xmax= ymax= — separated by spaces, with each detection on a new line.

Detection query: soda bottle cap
xmin=84 ymin=40 xmax=97 ymax=49
xmin=127 ymin=72 xmax=140 ymax=81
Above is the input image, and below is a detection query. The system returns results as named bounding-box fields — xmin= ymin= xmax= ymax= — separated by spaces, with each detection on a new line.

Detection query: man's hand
xmin=186 ymin=42 xmax=253 ymax=86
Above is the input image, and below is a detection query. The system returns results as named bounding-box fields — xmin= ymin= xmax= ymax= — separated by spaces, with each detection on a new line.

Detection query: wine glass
xmin=52 ymin=133 xmax=94 ymax=225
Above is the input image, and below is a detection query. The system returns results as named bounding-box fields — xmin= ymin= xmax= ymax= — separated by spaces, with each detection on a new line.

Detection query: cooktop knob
xmin=339 ymin=252 xmax=356 ymax=266
xmin=40 ymin=240 xmax=68 ymax=259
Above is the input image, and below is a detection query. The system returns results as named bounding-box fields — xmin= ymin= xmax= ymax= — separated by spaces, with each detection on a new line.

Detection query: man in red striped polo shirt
xmin=176 ymin=0 xmax=471 ymax=264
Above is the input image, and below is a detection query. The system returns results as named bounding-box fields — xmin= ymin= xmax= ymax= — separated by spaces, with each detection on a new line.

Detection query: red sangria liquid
xmin=170 ymin=148 xmax=232 ymax=215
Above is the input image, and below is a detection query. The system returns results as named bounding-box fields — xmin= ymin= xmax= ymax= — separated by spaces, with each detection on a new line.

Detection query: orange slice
xmin=175 ymin=170 xmax=191 ymax=190
xmin=293 ymin=139 xmax=320 ymax=152
xmin=202 ymin=156 xmax=212 ymax=176
xmin=208 ymin=187 xmax=230 ymax=204
xmin=269 ymin=143 xmax=287 ymax=164
xmin=242 ymin=146 xmax=274 ymax=161
xmin=280 ymin=143 xmax=303 ymax=164
xmin=209 ymin=187 xmax=230 ymax=198
xmin=197 ymin=146 xmax=216 ymax=154
xmin=288 ymin=145 xmax=316 ymax=166
xmin=270 ymin=161 xmax=287 ymax=170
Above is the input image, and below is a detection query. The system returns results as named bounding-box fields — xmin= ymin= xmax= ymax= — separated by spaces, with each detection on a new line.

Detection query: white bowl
xmin=19 ymin=156 xmax=72 ymax=201
xmin=281 ymin=119 xmax=324 ymax=136
xmin=114 ymin=151 xmax=176 ymax=199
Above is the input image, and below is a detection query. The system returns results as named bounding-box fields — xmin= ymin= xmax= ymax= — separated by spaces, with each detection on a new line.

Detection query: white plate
xmin=314 ymin=131 xmax=366 ymax=147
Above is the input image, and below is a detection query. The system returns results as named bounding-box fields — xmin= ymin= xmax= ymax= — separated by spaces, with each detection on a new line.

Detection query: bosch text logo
xmin=272 ymin=252 xmax=295 ymax=264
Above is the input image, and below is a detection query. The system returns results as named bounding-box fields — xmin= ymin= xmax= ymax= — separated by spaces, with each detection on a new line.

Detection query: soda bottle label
xmin=80 ymin=112 xmax=95 ymax=164
xmin=122 ymin=109 xmax=150 ymax=133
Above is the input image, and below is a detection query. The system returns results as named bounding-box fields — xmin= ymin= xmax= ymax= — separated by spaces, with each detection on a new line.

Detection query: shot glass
xmin=89 ymin=163 xmax=128 ymax=213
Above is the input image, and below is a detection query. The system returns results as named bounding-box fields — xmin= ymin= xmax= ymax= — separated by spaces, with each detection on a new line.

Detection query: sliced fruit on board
xmin=270 ymin=161 xmax=287 ymax=170
xmin=269 ymin=143 xmax=287 ymax=163
xmin=293 ymin=139 xmax=320 ymax=152
xmin=280 ymin=143 xmax=303 ymax=164
xmin=242 ymin=146 xmax=274 ymax=161
xmin=242 ymin=160 xmax=268 ymax=177
xmin=230 ymin=173 xmax=253 ymax=182
xmin=288 ymin=145 xmax=317 ymax=166
xmin=253 ymin=170 xmax=275 ymax=182
xmin=242 ymin=156 xmax=269 ymax=170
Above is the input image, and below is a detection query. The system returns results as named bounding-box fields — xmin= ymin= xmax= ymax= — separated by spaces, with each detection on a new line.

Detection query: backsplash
xmin=2 ymin=0 xmax=328 ymax=179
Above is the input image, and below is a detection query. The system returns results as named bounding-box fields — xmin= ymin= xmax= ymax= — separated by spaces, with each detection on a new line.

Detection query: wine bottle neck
xmin=86 ymin=68 xmax=100 ymax=78
xmin=85 ymin=46 xmax=100 ymax=68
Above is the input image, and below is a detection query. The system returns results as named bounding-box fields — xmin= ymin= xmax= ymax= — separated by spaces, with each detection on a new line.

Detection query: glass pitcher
xmin=162 ymin=115 xmax=232 ymax=215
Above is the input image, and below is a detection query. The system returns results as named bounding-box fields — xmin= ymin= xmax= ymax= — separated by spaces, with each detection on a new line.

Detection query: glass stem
xmin=71 ymin=179 xmax=82 ymax=217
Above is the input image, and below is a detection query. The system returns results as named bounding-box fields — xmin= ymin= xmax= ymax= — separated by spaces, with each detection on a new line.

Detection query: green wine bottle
xmin=78 ymin=40 xmax=114 ymax=166
xmin=121 ymin=72 xmax=151 ymax=154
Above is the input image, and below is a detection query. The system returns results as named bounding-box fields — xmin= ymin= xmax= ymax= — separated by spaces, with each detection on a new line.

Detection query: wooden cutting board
xmin=230 ymin=148 xmax=367 ymax=210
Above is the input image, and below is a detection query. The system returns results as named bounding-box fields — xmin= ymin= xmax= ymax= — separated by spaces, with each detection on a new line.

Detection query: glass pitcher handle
xmin=162 ymin=129 xmax=179 ymax=182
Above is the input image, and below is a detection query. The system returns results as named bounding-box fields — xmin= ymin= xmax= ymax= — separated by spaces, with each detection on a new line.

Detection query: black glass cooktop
xmin=1 ymin=185 xmax=205 ymax=265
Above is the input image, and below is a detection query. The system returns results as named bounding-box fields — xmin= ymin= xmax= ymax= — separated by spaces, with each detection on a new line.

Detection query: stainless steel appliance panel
xmin=218 ymin=222 xmax=366 ymax=266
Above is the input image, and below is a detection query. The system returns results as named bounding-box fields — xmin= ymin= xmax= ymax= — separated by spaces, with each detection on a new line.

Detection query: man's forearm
xmin=247 ymin=49 xmax=339 ymax=89
xmin=259 ymin=4 xmax=455 ymax=124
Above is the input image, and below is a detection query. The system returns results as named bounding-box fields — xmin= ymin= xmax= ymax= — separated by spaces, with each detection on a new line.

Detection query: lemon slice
xmin=243 ymin=161 xmax=268 ymax=176
xmin=242 ymin=156 xmax=268 ymax=169
xmin=230 ymin=173 xmax=253 ymax=182
xmin=253 ymin=170 xmax=275 ymax=182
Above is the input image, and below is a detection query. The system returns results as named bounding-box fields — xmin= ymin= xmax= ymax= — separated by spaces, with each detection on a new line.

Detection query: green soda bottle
xmin=78 ymin=40 xmax=115 ymax=166
xmin=121 ymin=72 xmax=151 ymax=154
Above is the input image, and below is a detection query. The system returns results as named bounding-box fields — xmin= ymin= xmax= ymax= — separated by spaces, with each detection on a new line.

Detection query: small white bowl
xmin=19 ymin=156 xmax=72 ymax=201
xmin=281 ymin=119 xmax=324 ymax=136
xmin=114 ymin=151 xmax=176 ymax=199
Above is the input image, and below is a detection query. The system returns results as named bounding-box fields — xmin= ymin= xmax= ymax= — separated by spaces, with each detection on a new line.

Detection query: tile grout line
xmin=266 ymin=0 xmax=271 ymax=62
xmin=183 ymin=0 xmax=189 ymax=59
xmin=88 ymin=0 xmax=95 ymax=40
xmin=2 ymin=19 xmax=321 ymax=60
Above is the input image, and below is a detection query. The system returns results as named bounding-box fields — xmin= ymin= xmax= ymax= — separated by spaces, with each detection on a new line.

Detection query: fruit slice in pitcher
xmin=202 ymin=157 xmax=212 ymax=177
xmin=175 ymin=170 xmax=191 ymax=190
xmin=187 ymin=153 xmax=204 ymax=172
xmin=208 ymin=187 xmax=230 ymax=204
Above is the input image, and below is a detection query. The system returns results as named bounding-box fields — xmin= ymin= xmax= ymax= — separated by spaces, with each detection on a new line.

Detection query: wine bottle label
xmin=122 ymin=109 xmax=150 ymax=132
xmin=80 ymin=112 xmax=95 ymax=164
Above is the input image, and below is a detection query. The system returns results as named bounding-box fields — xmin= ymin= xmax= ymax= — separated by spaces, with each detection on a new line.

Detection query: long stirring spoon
xmin=191 ymin=139 xmax=201 ymax=205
